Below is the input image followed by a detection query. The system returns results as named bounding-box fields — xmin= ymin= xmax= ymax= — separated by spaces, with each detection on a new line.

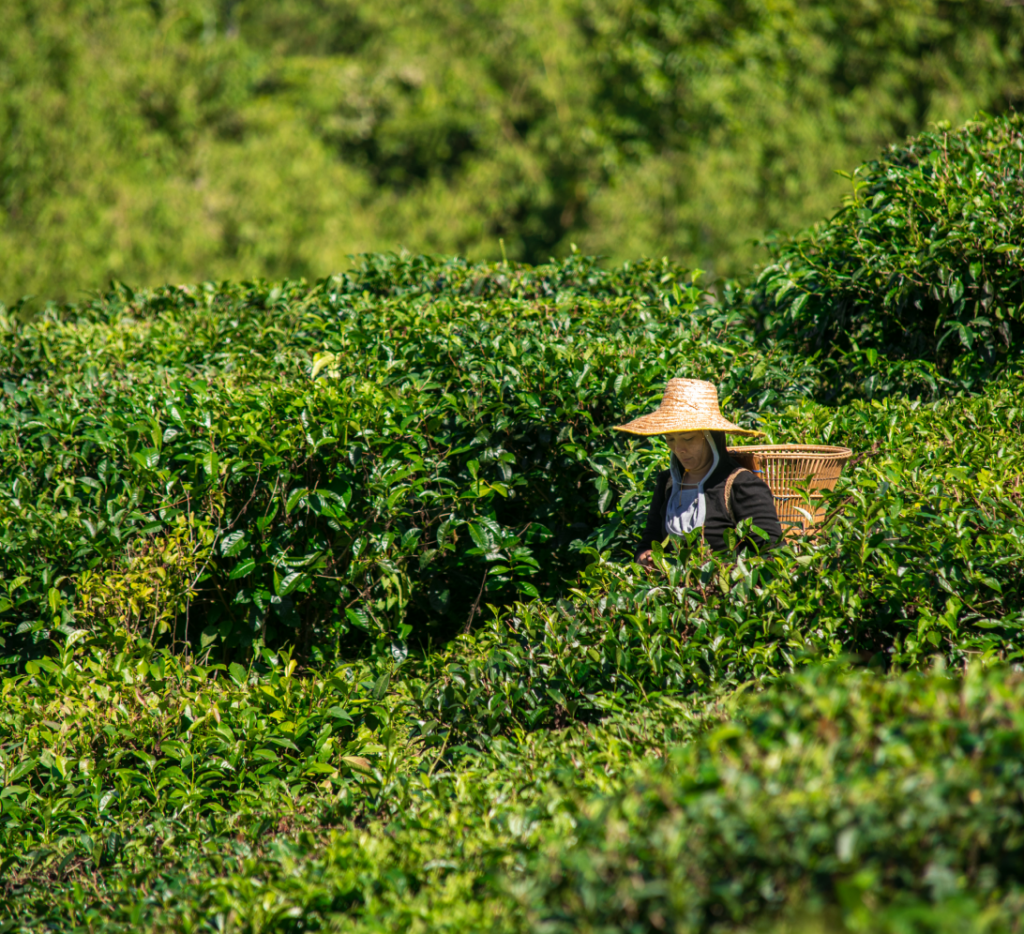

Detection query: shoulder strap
xmin=724 ymin=467 xmax=749 ymax=525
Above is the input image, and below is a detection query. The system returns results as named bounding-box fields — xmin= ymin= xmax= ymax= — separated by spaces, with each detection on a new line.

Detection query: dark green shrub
xmin=520 ymin=664 xmax=1024 ymax=932
xmin=0 ymin=258 xmax=818 ymax=666
xmin=750 ymin=114 xmax=1024 ymax=394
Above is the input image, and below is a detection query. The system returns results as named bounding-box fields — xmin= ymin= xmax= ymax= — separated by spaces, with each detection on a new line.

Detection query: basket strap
xmin=724 ymin=467 xmax=749 ymax=525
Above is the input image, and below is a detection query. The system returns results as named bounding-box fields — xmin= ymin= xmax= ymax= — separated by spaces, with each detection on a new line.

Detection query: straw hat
xmin=615 ymin=378 xmax=762 ymax=437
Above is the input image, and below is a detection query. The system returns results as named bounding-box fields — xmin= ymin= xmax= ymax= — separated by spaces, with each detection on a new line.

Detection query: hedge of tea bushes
xmin=0 ymin=257 xmax=821 ymax=666
xmin=0 ymin=253 xmax=712 ymax=383
xmin=0 ymin=642 xmax=389 ymax=855
xmin=405 ymin=370 xmax=1024 ymax=742
xmin=5 ymin=117 xmax=1024 ymax=932
xmin=519 ymin=663 xmax=1024 ymax=933
xmin=6 ymin=661 xmax=1024 ymax=933
xmin=2 ymin=251 xmax=1022 ymax=678
xmin=749 ymin=114 xmax=1024 ymax=391
xmin=3 ymin=258 xmax=1024 ymax=930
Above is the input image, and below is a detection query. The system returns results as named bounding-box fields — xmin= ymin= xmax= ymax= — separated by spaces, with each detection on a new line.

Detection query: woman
xmin=616 ymin=378 xmax=782 ymax=564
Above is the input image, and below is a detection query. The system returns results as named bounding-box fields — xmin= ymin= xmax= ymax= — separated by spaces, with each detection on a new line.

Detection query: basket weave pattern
xmin=616 ymin=378 xmax=762 ymax=437
xmin=727 ymin=444 xmax=853 ymax=535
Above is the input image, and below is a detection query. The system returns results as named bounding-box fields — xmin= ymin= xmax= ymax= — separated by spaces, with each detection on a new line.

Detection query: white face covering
xmin=665 ymin=431 xmax=719 ymax=538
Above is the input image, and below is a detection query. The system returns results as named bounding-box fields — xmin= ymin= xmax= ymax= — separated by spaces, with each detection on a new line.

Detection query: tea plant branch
xmin=225 ymin=464 xmax=262 ymax=532
xmin=183 ymin=528 xmax=222 ymax=655
xmin=340 ymin=582 xmax=376 ymax=608
xmin=464 ymin=568 xmax=489 ymax=633
xmin=427 ymin=727 xmax=453 ymax=777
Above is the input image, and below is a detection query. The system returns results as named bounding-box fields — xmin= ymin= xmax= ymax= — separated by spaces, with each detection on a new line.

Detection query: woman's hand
xmin=636 ymin=549 xmax=654 ymax=568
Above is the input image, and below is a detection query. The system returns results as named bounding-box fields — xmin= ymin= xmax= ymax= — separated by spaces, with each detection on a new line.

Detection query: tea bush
xmin=5 ymin=361 xmax=1022 ymax=930
xmin=520 ymin=664 xmax=1024 ymax=933
xmin=750 ymin=114 xmax=1024 ymax=395
xmin=0 ymin=641 xmax=388 ymax=854
xmin=0 ymin=256 xmax=819 ymax=666
xmin=5 ymin=116 xmax=1024 ymax=929
xmin=6 ymin=658 xmax=1024 ymax=933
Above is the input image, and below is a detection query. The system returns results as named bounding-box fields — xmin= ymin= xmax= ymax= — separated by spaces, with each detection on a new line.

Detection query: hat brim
xmin=615 ymin=413 xmax=763 ymax=437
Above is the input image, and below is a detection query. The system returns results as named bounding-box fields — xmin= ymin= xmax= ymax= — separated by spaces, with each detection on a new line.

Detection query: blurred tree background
xmin=2 ymin=0 xmax=1023 ymax=302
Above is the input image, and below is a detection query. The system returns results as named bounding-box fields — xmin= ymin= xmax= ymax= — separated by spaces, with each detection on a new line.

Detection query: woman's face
xmin=664 ymin=431 xmax=711 ymax=471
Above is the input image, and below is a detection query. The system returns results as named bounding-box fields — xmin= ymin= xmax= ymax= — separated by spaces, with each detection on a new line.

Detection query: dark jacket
xmin=635 ymin=430 xmax=782 ymax=558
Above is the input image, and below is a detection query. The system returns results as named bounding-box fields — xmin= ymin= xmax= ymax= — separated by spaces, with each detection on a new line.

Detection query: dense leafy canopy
xmin=6 ymin=655 xmax=1024 ymax=930
xmin=4 ymin=114 xmax=1024 ymax=931
xmin=752 ymin=115 xmax=1024 ymax=385
xmin=0 ymin=255 xmax=822 ymax=666
xmin=4 ymin=0 xmax=1024 ymax=300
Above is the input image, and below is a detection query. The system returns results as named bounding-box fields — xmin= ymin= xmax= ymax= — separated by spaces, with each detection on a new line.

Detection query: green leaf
xmin=285 ymin=488 xmax=309 ymax=515
xmin=220 ymin=530 xmax=247 ymax=556
xmin=372 ymin=670 xmax=391 ymax=701
xmin=978 ymin=576 xmax=1002 ymax=594
xmin=468 ymin=522 xmax=495 ymax=552
xmin=277 ymin=572 xmax=304 ymax=596
xmin=229 ymin=558 xmax=256 ymax=580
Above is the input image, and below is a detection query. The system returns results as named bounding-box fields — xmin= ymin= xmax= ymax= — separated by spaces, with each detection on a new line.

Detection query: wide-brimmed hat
xmin=615 ymin=378 xmax=762 ymax=437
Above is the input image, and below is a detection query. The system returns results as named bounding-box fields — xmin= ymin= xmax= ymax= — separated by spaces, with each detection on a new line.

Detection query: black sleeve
xmin=634 ymin=470 xmax=669 ymax=561
xmin=730 ymin=469 xmax=783 ymax=552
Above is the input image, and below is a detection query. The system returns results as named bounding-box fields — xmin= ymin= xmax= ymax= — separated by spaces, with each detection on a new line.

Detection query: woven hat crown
xmin=615 ymin=378 xmax=761 ymax=437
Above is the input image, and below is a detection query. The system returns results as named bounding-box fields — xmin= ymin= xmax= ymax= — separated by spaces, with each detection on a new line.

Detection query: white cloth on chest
xmin=664 ymin=432 xmax=719 ymax=537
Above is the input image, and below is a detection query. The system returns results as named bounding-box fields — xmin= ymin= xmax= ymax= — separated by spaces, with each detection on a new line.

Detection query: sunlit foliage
xmin=3 ymin=114 xmax=1024 ymax=932
xmin=3 ymin=0 xmax=1024 ymax=300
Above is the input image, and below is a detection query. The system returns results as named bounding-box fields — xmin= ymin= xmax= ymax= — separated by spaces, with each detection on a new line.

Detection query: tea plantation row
xmin=4 ymin=115 xmax=1024 ymax=931
xmin=3 ymin=360 xmax=1024 ymax=930
xmin=1 ymin=255 xmax=825 ymax=666
xmin=5 ymin=245 xmax=1016 ymax=669
xmin=5 ymin=647 xmax=1024 ymax=931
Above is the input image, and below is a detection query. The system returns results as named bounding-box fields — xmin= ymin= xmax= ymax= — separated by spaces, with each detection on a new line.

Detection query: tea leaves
xmin=4 ymin=116 xmax=1024 ymax=932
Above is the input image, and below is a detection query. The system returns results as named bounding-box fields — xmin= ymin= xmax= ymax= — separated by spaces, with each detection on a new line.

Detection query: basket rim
xmin=727 ymin=444 xmax=852 ymax=458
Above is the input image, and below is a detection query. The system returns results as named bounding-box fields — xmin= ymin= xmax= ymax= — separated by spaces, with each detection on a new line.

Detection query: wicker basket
xmin=726 ymin=444 xmax=853 ymax=536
